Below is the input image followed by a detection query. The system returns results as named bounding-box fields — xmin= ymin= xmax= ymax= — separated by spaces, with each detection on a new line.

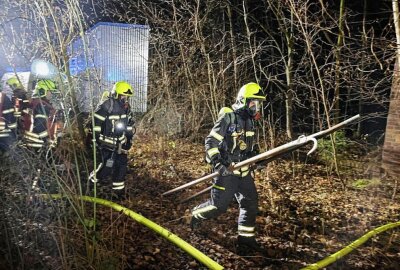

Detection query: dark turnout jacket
xmin=205 ymin=109 xmax=256 ymax=176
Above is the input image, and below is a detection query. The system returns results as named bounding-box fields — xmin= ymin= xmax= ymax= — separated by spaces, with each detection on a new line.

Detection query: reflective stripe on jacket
xmin=23 ymin=98 xmax=56 ymax=146
xmin=93 ymin=98 xmax=135 ymax=149
xmin=205 ymin=109 xmax=255 ymax=176
xmin=0 ymin=92 xmax=17 ymax=138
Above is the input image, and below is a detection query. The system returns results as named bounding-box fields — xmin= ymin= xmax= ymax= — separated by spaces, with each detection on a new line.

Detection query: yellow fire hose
xmin=302 ymin=220 xmax=400 ymax=270
xmin=45 ymin=194 xmax=224 ymax=270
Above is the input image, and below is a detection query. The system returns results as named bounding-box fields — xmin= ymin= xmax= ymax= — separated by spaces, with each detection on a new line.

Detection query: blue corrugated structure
xmin=69 ymin=22 xmax=149 ymax=112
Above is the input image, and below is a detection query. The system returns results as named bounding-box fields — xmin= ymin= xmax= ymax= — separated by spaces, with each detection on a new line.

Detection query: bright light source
xmin=31 ymin=59 xmax=58 ymax=79
xmin=35 ymin=61 xmax=50 ymax=76
xmin=116 ymin=122 xmax=125 ymax=130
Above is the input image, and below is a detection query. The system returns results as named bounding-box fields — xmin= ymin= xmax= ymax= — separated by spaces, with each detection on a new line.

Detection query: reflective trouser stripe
xmin=112 ymin=181 xmax=125 ymax=190
xmin=192 ymin=205 xmax=217 ymax=220
xmin=238 ymin=225 xmax=255 ymax=232
xmin=0 ymin=133 xmax=10 ymax=138
xmin=238 ymin=232 xmax=255 ymax=237
xmin=238 ymin=225 xmax=255 ymax=237
xmin=212 ymin=184 xmax=225 ymax=190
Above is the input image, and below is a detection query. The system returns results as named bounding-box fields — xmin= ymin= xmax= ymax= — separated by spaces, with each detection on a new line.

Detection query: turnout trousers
xmin=96 ymin=147 xmax=128 ymax=191
xmin=192 ymin=173 xmax=258 ymax=233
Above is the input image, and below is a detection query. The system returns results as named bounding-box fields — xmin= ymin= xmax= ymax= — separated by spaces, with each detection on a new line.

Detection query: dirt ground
xmin=115 ymin=134 xmax=400 ymax=270
xmin=1 ymin=134 xmax=400 ymax=270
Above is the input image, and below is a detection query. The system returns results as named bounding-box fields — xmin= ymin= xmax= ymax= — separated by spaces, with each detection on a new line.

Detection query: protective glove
xmin=215 ymin=162 xmax=233 ymax=176
xmin=209 ymin=153 xmax=229 ymax=166
xmin=209 ymin=153 xmax=232 ymax=176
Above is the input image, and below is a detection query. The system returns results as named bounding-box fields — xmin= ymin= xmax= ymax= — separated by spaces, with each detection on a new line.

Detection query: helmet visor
xmin=248 ymin=99 xmax=260 ymax=114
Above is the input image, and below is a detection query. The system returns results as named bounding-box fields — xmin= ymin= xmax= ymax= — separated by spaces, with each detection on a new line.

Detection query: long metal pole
xmin=162 ymin=114 xmax=360 ymax=196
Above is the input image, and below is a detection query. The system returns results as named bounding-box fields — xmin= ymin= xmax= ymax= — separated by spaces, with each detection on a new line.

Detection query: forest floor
xmin=114 ymin=134 xmax=400 ymax=270
xmin=1 ymin=134 xmax=400 ymax=270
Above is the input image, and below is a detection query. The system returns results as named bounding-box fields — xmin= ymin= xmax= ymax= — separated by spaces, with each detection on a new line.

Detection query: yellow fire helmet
xmin=34 ymin=79 xmax=57 ymax=97
xmin=112 ymin=81 xmax=134 ymax=98
xmin=232 ymin=82 xmax=266 ymax=110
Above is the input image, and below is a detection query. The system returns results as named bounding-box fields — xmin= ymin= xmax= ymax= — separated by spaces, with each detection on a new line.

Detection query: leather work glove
xmin=215 ymin=162 xmax=234 ymax=176
xmin=209 ymin=153 xmax=233 ymax=176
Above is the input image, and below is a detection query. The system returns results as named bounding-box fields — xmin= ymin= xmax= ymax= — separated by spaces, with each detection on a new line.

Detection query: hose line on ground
xmin=302 ymin=220 xmax=400 ymax=270
xmin=44 ymin=194 xmax=224 ymax=270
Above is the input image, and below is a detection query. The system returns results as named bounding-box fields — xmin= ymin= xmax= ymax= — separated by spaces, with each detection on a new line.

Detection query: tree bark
xmin=382 ymin=0 xmax=400 ymax=176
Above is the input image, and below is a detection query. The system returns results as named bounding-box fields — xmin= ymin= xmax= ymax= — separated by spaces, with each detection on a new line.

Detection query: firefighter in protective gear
xmin=23 ymin=80 xmax=58 ymax=150
xmin=90 ymin=81 xmax=135 ymax=198
xmin=0 ymin=85 xmax=17 ymax=152
xmin=6 ymin=76 xmax=30 ymax=137
xmin=191 ymin=82 xmax=266 ymax=254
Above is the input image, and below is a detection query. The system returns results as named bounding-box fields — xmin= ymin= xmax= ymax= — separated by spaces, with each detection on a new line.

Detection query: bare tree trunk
xmin=382 ymin=0 xmax=400 ymax=177
xmin=333 ymin=0 xmax=345 ymax=124
xmin=285 ymin=9 xmax=294 ymax=140
xmin=242 ymin=1 xmax=259 ymax=82
xmin=355 ymin=0 xmax=368 ymax=137
xmin=226 ymin=2 xmax=238 ymax=91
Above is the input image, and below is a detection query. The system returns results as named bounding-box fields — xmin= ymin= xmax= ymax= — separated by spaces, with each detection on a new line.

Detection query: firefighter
xmin=190 ymin=82 xmax=266 ymax=255
xmin=23 ymin=80 xmax=58 ymax=150
xmin=6 ymin=76 xmax=30 ymax=137
xmin=90 ymin=81 xmax=135 ymax=199
xmin=0 ymin=84 xmax=17 ymax=152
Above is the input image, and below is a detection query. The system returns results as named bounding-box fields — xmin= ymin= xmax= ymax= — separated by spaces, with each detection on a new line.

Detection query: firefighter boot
xmin=237 ymin=236 xmax=265 ymax=256
xmin=190 ymin=215 xmax=202 ymax=230
xmin=107 ymin=189 xmax=124 ymax=201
